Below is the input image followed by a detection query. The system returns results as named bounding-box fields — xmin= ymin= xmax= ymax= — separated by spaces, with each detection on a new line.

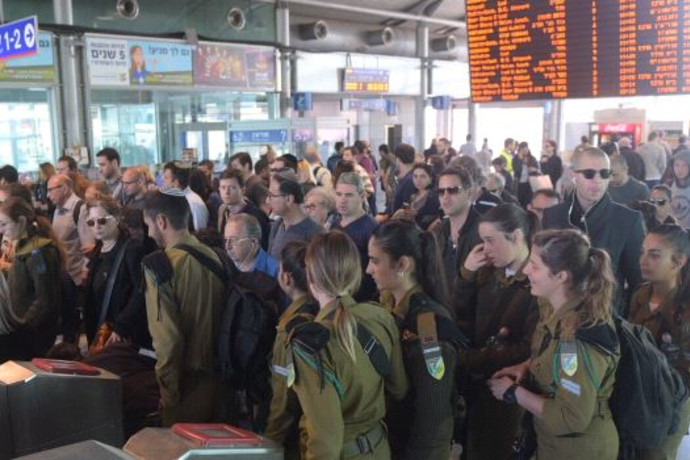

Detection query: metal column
xmin=54 ymin=0 xmax=86 ymax=152
xmin=276 ymin=0 xmax=292 ymax=119
xmin=468 ymin=101 xmax=477 ymax=145
xmin=415 ymin=25 xmax=429 ymax=150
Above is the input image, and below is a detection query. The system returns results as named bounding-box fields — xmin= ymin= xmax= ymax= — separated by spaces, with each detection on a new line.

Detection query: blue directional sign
xmin=0 ymin=16 xmax=38 ymax=61
xmin=230 ymin=129 xmax=288 ymax=144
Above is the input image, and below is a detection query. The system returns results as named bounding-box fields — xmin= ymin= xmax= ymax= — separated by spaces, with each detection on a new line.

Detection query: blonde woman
xmin=290 ymin=231 xmax=408 ymax=459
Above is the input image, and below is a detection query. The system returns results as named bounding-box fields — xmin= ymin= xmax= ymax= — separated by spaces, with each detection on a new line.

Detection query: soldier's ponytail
xmin=306 ymin=231 xmax=361 ymax=362
xmin=533 ymin=229 xmax=615 ymax=331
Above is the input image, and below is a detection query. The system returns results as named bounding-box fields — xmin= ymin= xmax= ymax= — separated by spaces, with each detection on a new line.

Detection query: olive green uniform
xmin=291 ymin=295 xmax=408 ymax=460
xmin=381 ymin=286 xmax=460 ymax=460
xmin=529 ymin=298 xmax=620 ymax=460
xmin=628 ymin=283 xmax=690 ymax=460
xmin=456 ymin=265 xmax=539 ymax=459
xmin=5 ymin=235 xmax=62 ymax=359
xmin=265 ymin=295 xmax=318 ymax=459
xmin=143 ymin=234 xmax=226 ymax=426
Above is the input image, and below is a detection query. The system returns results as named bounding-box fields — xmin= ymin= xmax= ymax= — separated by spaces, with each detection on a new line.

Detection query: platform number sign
xmin=0 ymin=16 xmax=38 ymax=61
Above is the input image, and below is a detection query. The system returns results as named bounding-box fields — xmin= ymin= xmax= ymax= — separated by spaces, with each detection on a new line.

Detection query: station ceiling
xmin=288 ymin=0 xmax=466 ymax=31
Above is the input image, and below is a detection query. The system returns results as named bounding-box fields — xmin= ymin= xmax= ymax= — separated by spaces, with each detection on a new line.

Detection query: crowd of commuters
xmin=0 ymin=130 xmax=689 ymax=459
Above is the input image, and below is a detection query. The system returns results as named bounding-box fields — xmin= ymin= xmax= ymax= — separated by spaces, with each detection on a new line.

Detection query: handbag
xmin=88 ymin=239 xmax=131 ymax=355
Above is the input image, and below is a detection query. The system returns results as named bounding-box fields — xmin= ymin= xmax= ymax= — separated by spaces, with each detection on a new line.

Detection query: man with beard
xmin=141 ymin=189 xmax=226 ymax=426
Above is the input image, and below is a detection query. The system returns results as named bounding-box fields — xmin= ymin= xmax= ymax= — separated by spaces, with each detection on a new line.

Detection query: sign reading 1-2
xmin=0 ymin=16 xmax=38 ymax=61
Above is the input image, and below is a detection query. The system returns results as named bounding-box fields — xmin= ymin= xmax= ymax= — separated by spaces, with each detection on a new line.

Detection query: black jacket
xmin=543 ymin=193 xmax=645 ymax=314
xmin=85 ymin=236 xmax=151 ymax=348
xmin=540 ymin=154 xmax=563 ymax=188
xmin=620 ymin=147 xmax=646 ymax=182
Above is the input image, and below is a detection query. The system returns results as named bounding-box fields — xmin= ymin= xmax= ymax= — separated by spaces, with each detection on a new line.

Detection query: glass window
xmin=91 ymin=89 xmax=270 ymax=165
xmin=0 ymin=88 xmax=57 ymax=172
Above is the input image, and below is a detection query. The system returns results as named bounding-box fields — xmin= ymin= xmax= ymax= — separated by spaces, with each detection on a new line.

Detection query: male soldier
xmin=142 ymin=189 xmax=226 ymax=425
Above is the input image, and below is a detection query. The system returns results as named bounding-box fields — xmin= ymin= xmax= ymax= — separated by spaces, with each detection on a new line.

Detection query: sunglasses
xmin=438 ymin=186 xmax=464 ymax=196
xmin=575 ymin=169 xmax=612 ymax=179
xmin=649 ymin=198 xmax=668 ymax=206
xmin=86 ymin=215 xmax=116 ymax=227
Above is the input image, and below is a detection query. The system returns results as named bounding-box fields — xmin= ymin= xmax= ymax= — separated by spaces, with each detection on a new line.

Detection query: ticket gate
xmin=124 ymin=424 xmax=283 ymax=459
xmin=15 ymin=441 xmax=134 ymax=460
xmin=0 ymin=359 xmax=124 ymax=459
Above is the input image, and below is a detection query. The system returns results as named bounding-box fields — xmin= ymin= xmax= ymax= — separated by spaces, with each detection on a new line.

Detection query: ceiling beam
xmin=256 ymin=0 xmax=466 ymax=29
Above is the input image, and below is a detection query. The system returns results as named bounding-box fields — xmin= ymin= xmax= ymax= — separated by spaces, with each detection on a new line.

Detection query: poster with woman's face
xmin=128 ymin=41 xmax=193 ymax=86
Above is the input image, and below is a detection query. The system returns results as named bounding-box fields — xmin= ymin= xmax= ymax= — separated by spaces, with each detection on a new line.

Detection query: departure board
xmin=466 ymin=0 xmax=690 ymax=102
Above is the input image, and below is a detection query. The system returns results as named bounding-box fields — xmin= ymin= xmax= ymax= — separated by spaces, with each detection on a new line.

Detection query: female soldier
xmin=456 ymin=203 xmax=540 ymax=459
xmin=0 ymin=197 xmax=62 ymax=362
xmin=490 ymin=229 xmax=620 ymax=460
xmin=367 ymin=220 xmax=463 ymax=460
xmin=84 ymin=197 xmax=149 ymax=351
xmin=291 ymin=231 xmax=408 ymax=459
xmin=265 ymin=241 xmax=318 ymax=459
xmin=629 ymin=224 xmax=690 ymax=459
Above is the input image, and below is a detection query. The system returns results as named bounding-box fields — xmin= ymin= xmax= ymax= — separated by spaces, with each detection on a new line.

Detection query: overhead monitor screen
xmin=466 ymin=0 xmax=689 ymax=102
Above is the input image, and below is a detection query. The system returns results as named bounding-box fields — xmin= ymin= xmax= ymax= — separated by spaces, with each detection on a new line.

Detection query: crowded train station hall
xmin=0 ymin=0 xmax=689 ymax=458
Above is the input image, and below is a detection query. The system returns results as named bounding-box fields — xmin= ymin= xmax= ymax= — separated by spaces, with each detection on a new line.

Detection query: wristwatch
xmin=503 ymin=382 xmax=520 ymax=405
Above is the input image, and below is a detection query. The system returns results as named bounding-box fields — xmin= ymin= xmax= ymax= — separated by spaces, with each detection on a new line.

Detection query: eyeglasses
xmin=438 ymin=186 xmax=465 ymax=196
xmin=86 ymin=215 xmax=116 ymax=227
xmin=268 ymin=192 xmax=286 ymax=199
xmin=224 ymin=237 xmax=251 ymax=247
xmin=121 ymin=179 xmax=140 ymax=185
xmin=649 ymin=198 xmax=668 ymax=206
xmin=304 ymin=203 xmax=321 ymax=211
xmin=575 ymin=169 xmax=612 ymax=179
xmin=47 ymin=184 xmax=65 ymax=192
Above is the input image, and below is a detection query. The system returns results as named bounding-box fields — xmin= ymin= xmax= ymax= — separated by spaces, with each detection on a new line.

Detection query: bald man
xmin=122 ymin=167 xmax=148 ymax=209
xmin=47 ymin=174 xmax=94 ymax=342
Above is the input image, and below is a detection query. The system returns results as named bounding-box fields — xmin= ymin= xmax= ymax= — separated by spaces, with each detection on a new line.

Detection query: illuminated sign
xmin=342 ymin=68 xmax=390 ymax=93
xmin=466 ymin=0 xmax=690 ymax=101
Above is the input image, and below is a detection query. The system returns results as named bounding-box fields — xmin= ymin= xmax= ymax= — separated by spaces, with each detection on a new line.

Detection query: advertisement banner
xmin=194 ymin=43 xmax=275 ymax=90
xmin=0 ymin=32 xmax=54 ymax=82
xmin=126 ymin=40 xmax=192 ymax=86
xmin=86 ymin=37 xmax=129 ymax=86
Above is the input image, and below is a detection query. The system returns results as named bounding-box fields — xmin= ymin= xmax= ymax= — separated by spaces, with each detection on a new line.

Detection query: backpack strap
xmin=575 ymin=322 xmax=619 ymax=357
xmin=417 ymin=312 xmax=445 ymax=380
xmin=174 ymin=243 xmax=228 ymax=283
xmin=141 ymin=250 xmax=174 ymax=285
xmin=97 ymin=239 xmax=132 ymax=327
xmin=356 ymin=324 xmax=392 ymax=377
xmin=72 ymin=200 xmax=84 ymax=225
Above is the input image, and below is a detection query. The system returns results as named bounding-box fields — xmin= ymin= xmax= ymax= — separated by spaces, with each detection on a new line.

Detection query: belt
xmin=342 ymin=422 xmax=386 ymax=458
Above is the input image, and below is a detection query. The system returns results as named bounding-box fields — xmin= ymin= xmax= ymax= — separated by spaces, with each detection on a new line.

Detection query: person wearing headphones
xmin=224 ymin=213 xmax=278 ymax=279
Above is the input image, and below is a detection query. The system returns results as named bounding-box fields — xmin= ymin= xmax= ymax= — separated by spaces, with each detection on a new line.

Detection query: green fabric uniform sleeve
xmin=539 ymin=341 xmax=615 ymax=436
xmin=144 ymin=269 xmax=185 ymax=407
xmin=401 ymin=341 xmax=456 ymax=460
xmin=265 ymin=333 xmax=299 ymax=444
xmin=291 ymin=349 xmax=343 ymax=460
xmin=385 ymin=316 xmax=410 ymax=401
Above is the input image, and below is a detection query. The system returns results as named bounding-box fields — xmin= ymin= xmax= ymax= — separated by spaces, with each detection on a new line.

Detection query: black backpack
xmin=174 ymin=244 xmax=278 ymax=391
xmin=608 ymin=317 xmax=689 ymax=454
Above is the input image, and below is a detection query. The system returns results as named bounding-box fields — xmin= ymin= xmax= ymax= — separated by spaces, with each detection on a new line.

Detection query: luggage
xmin=0 ymin=359 xmax=124 ymax=459
xmin=124 ymin=423 xmax=283 ymax=459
